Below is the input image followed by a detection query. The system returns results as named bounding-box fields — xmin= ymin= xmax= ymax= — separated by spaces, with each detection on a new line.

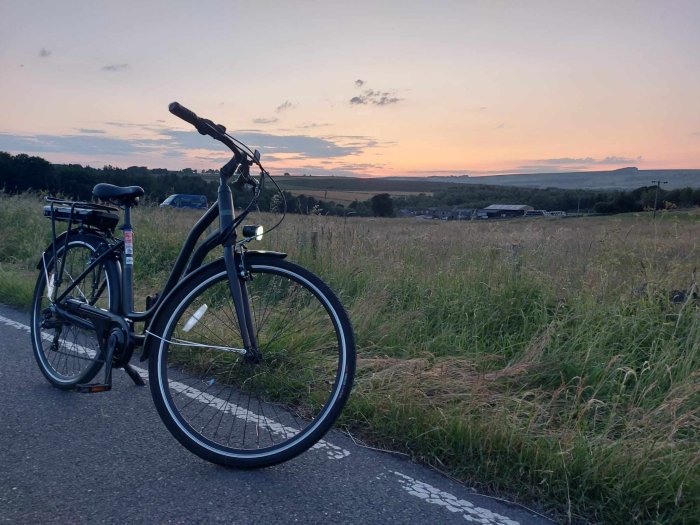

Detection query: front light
xmin=242 ymin=224 xmax=264 ymax=241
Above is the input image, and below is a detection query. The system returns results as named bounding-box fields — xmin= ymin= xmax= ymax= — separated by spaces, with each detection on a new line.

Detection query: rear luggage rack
xmin=43 ymin=197 xmax=120 ymax=233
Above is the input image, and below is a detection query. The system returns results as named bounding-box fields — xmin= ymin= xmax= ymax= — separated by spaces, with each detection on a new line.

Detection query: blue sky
xmin=1 ymin=0 xmax=699 ymax=176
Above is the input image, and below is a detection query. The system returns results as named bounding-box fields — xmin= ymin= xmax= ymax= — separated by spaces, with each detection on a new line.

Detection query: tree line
xmin=2 ymin=151 xmax=699 ymax=217
xmin=0 ymin=152 xmax=350 ymax=216
xmin=391 ymin=182 xmax=700 ymax=215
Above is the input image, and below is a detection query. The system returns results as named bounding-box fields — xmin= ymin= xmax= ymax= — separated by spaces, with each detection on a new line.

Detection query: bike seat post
xmin=120 ymin=204 xmax=135 ymax=316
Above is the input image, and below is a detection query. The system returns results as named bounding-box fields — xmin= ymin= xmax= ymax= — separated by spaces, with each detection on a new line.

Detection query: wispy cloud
xmin=103 ymin=121 xmax=175 ymax=136
xmin=101 ymin=63 xmax=128 ymax=72
xmin=275 ymin=100 xmax=294 ymax=113
xmin=77 ymin=128 xmax=106 ymax=134
xmin=39 ymin=48 xmax=51 ymax=58
xmin=536 ymin=156 xmax=641 ymax=165
xmin=407 ymin=156 xmax=645 ymax=177
xmin=407 ymin=169 xmax=473 ymax=175
xmin=297 ymin=122 xmax=331 ymax=129
xmin=221 ymin=132 xmax=376 ymax=159
xmin=324 ymin=134 xmax=381 ymax=149
xmin=499 ymin=156 xmax=643 ymax=174
xmin=407 ymin=167 xmax=582 ymax=177
xmin=0 ymin=128 xmax=381 ymax=164
xmin=331 ymin=161 xmax=385 ymax=172
xmin=350 ymin=85 xmax=402 ymax=106
xmin=270 ymin=160 xmax=386 ymax=178
xmin=252 ymin=117 xmax=278 ymax=125
xmin=514 ymin=164 xmax=589 ymax=173
xmin=0 ymin=132 xmax=159 ymax=156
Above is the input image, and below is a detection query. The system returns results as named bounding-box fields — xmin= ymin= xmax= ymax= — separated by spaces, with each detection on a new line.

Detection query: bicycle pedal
xmin=75 ymin=383 xmax=112 ymax=393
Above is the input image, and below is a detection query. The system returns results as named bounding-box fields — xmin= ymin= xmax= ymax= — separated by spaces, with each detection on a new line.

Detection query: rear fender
xmin=36 ymin=231 xmax=71 ymax=269
xmin=36 ymin=230 xmax=116 ymax=269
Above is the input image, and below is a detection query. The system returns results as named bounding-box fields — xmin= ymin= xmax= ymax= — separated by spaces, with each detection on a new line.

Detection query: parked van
xmin=160 ymin=194 xmax=208 ymax=209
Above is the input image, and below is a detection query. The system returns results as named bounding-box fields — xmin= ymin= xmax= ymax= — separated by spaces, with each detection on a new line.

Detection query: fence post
xmin=311 ymin=231 xmax=319 ymax=258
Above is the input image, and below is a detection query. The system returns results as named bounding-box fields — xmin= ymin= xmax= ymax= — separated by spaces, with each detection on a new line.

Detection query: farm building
xmin=478 ymin=204 xmax=534 ymax=219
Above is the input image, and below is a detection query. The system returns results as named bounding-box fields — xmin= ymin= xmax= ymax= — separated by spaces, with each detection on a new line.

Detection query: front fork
xmin=223 ymin=246 xmax=260 ymax=362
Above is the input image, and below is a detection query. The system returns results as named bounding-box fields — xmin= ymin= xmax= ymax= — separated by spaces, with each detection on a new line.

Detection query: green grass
xmin=2 ymin=192 xmax=698 ymax=524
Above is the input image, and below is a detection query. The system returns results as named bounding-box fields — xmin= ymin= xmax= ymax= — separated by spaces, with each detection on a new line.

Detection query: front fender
xmin=245 ymin=250 xmax=287 ymax=259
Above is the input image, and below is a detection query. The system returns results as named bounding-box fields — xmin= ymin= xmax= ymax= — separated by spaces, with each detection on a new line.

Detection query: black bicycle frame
xmin=49 ymin=170 xmax=259 ymax=353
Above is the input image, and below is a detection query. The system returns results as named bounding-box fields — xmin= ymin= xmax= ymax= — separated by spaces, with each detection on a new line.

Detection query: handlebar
xmin=169 ymin=101 xmax=229 ymax=143
xmin=169 ymin=101 xmax=259 ymax=187
xmin=168 ymin=102 xmax=200 ymax=128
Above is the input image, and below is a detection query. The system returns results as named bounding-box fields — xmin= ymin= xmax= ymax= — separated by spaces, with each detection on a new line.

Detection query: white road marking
xmin=165 ymin=377 xmax=350 ymax=459
xmin=393 ymin=471 xmax=521 ymax=525
xmin=0 ymin=312 xmax=349 ymax=461
xmin=0 ymin=314 xmax=31 ymax=333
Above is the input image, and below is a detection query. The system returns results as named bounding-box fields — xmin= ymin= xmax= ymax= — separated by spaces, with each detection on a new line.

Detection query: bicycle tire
xmin=147 ymin=255 xmax=355 ymax=468
xmin=31 ymin=233 xmax=120 ymax=389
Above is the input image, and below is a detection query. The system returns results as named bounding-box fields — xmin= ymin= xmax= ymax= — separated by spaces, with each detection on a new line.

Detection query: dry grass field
xmin=1 ymin=193 xmax=698 ymax=524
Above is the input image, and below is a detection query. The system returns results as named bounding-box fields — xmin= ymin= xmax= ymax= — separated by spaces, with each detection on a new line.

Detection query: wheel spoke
xmin=152 ymin=257 xmax=354 ymax=467
xmin=31 ymin=237 xmax=114 ymax=388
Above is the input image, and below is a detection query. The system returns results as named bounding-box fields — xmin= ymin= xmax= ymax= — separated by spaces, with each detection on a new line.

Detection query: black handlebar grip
xmin=169 ymin=102 xmax=201 ymax=128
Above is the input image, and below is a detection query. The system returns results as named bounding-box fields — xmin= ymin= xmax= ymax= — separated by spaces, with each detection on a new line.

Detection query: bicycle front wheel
xmin=148 ymin=255 xmax=355 ymax=468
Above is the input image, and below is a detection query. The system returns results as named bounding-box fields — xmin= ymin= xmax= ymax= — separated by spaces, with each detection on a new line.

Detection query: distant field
xmin=451 ymin=168 xmax=700 ymax=190
xmin=281 ymin=189 xmax=430 ymax=205
xmin=274 ymin=175 xmax=454 ymax=193
xmin=270 ymin=170 xmax=700 ymax=193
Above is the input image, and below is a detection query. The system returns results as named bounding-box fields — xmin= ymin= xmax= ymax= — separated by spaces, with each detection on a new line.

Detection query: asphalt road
xmin=0 ymin=303 xmax=554 ymax=524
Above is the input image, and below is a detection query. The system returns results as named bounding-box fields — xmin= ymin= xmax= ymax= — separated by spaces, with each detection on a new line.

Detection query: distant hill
xmin=275 ymin=175 xmax=457 ymax=193
xmin=415 ymin=168 xmax=700 ymax=190
xmin=275 ymin=168 xmax=700 ymax=201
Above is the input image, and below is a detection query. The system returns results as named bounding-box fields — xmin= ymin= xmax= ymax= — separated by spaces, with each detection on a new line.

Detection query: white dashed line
xmin=0 ymin=314 xmax=31 ymax=333
xmin=0 ymin=312 xmax=350 ymax=461
xmin=393 ymin=471 xmax=521 ymax=525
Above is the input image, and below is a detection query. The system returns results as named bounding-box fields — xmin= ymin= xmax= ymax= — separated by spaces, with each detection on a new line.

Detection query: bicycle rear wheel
xmin=148 ymin=255 xmax=355 ymax=468
xmin=31 ymin=233 xmax=120 ymax=389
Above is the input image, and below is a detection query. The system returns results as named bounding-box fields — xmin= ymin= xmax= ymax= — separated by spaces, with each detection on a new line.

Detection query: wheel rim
xmin=33 ymin=241 xmax=111 ymax=383
xmin=157 ymin=265 xmax=349 ymax=458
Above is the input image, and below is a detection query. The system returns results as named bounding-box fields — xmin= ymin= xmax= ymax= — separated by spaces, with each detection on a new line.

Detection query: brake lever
xmin=200 ymin=118 xmax=226 ymax=137
xmin=231 ymin=163 xmax=258 ymax=188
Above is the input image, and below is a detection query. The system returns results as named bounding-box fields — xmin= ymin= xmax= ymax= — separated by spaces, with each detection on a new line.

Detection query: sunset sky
xmin=1 ymin=0 xmax=698 ymax=177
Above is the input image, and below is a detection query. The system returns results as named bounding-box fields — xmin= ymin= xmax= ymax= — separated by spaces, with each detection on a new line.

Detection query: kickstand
xmin=123 ymin=363 xmax=146 ymax=386
xmin=76 ymin=331 xmax=146 ymax=392
xmin=76 ymin=331 xmax=118 ymax=393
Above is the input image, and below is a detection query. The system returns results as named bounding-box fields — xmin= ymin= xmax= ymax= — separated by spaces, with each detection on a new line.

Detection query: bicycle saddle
xmin=93 ymin=183 xmax=145 ymax=205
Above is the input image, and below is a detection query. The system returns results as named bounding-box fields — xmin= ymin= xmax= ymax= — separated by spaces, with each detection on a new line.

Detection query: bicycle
xmin=30 ymin=102 xmax=356 ymax=468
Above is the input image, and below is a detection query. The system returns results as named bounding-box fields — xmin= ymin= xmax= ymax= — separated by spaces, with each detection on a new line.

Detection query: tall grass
xmin=1 ymin=193 xmax=698 ymax=523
